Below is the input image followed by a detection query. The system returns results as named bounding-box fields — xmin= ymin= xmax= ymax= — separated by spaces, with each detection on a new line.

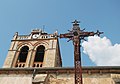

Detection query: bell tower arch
xmin=15 ymin=46 xmax=29 ymax=67
xmin=33 ymin=45 xmax=45 ymax=67
xmin=3 ymin=29 xmax=62 ymax=68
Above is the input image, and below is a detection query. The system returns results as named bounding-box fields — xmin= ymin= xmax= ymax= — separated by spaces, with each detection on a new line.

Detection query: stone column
xmin=25 ymin=49 xmax=33 ymax=67
xmin=29 ymin=50 xmax=36 ymax=67
xmin=12 ymin=51 xmax=20 ymax=67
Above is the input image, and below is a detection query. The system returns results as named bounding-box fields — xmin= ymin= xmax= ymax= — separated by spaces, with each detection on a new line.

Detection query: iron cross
xmin=60 ymin=20 xmax=103 ymax=84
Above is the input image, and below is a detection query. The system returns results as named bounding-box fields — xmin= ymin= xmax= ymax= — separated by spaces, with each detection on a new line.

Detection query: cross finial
xmin=72 ymin=20 xmax=80 ymax=24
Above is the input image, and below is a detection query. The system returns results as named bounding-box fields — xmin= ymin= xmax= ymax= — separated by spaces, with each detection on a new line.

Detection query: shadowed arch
xmin=18 ymin=46 xmax=29 ymax=62
xmin=16 ymin=46 xmax=29 ymax=67
xmin=33 ymin=41 xmax=49 ymax=50
xmin=17 ymin=42 xmax=32 ymax=51
xmin=33 ymin=45 xmax=45 ymax=67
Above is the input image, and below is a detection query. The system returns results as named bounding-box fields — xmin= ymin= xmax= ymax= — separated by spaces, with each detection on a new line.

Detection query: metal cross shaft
xmin=60 ymin=20 xmax=103 ymax=84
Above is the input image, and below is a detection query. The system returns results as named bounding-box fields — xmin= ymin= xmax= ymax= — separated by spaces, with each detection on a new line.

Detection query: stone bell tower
xmin=3 ymin=29 xmax=62 ymax=68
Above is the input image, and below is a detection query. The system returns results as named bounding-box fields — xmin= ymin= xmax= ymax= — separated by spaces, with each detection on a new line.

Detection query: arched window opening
xmin=33 ymin=45 xmax=45 ymax=67
xmin=16 ymin=46 xmax=29 ymax=67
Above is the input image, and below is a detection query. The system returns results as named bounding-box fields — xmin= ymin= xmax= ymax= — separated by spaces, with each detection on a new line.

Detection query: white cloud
xmin=82 ymin=36 xmax=120 ymax=66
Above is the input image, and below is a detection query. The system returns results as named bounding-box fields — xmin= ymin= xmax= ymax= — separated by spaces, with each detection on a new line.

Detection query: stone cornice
xmin=0 ymin=66 xmax=120 ymax=75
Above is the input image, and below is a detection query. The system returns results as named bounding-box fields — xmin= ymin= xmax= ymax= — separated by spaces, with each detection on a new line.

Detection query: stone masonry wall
xmin=0 ymin=72 xmax=117 ymax=84
xmin=0 ymin=74 xmax=32 ymax=84
xmin=47 ymin=73 xmax=115 ymax=84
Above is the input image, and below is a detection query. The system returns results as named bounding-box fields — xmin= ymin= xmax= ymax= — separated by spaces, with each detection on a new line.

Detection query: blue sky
xmin=0 ymin=0 xmax=120 ymax=67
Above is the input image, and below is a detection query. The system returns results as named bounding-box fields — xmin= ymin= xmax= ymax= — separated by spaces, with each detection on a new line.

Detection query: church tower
xmin=3 ymin=29 xmax=62 ymax=68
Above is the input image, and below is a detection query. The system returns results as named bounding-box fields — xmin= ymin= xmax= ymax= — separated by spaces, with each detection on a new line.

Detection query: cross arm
xmin=79 ymin=30 xmax=103 ymax=37
xmin=79 ymin=31 xmax=95 ymax=37
xmin=60 ymin=33 xmax=73 ymax=38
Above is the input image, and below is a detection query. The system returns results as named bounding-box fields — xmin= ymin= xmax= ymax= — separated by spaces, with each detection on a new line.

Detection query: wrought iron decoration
xmin=60 ymin=20 xmax=103 ymax=84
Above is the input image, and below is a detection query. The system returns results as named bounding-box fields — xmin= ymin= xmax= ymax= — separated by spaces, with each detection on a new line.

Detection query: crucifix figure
xmin=60 ymin=20 xmax=103 ymax=84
